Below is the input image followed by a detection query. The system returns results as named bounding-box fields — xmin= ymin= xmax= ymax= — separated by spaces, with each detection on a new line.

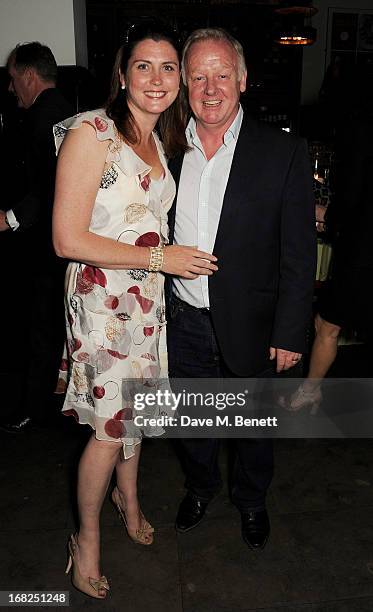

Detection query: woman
xmin=53 ymin=23 xmax=217 ymax=599
xmin=284 ymin=92 xmax=373 ymax=413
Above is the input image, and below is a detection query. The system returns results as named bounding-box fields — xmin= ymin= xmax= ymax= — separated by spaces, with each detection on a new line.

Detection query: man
xmin=0 ymin=42 xmax=73 ymax=432
xmin=167 ymin=28 xmax=316 ymax=549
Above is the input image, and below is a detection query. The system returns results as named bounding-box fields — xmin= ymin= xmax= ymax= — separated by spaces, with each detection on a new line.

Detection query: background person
xmin=285 ymin=86 xmax=373 ymax=412
xmin=0 ymin=42 xmax=73 ymax=432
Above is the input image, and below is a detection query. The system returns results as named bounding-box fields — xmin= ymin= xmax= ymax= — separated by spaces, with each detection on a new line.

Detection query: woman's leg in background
xmin=287 ymin=314 xmax=342 ymax=412
xmin=303 ymin=313 xmax=341 ymax=391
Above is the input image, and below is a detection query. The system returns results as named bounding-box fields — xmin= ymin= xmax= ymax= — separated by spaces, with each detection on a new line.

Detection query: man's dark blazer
xmin=168 ymin=115 xmax=316 ymax=376
xmin=5 ymin=88 xmax=73 ymax=266
xmin=0 ymin=88 xmax=73 ymax=410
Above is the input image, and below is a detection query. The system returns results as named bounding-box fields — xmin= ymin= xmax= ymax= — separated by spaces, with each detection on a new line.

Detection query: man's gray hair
xmin=181 ymin=28 xmax=247 ymax=84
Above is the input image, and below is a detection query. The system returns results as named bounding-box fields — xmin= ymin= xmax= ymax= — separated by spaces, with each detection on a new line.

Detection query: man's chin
xmin=199 ymin=115 xmax=225 ymax=127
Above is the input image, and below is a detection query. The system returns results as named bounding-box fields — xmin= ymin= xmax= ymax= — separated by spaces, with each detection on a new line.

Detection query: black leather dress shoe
xmin=0 ymin=416 xmax=35 ymax=434
xmin=175 ymin=494 xmax=209 ymax=533
xmin=241 ymin=509 xmax=270 ymax=550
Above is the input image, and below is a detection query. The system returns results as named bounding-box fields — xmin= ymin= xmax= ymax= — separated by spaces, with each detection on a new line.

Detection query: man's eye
xmin=194 ymin=76 xmax=205 ymax=81
xmin=219 ymin=74 xmax=228 ymax=79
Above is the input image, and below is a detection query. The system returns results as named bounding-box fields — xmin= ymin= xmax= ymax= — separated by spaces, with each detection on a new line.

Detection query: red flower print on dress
xmin=135 ymin=232 xmax=160 ymax=247
xmin=64 ymin=409 xmax=80 ymax=422
xmin=127 ymin=286 xmax=154 ymax=314
xmin=104 ymin=418 xmax=126 ymax=438
xmin=123 ymin=407 xmax=133 ymax=420
xmin=82 ymin=266 xmax=107 ymax=288
xmin=76 ymin=271 xmax=94 ymax=295
xmin=107 ymin=350 xmax=128 ymax=360
xmin=114 ymin=407 xmax=133 ymax=421
xmin=93 ymin=386 xmax=105 ymax=399
xmin=55 ymin=377 xmax=67 ymax=394
xmin=127 ymin=285 xmax=140 ymax=295
xmin=77 ymin=352 xmax=90 ymax=362
xmin=104 ymin=296 xmax=119 ymax=309
xmin=141 ymin=353 xmax=156 ymax=361
xmin=60 ymin=358 xmax=69 ymax=371
xmin=94 ymin=116 xmax=108 ymax=132
xmin=143 ymin=327 xmax=154 ymax=336
xmin=140 ymin=174 xmax=150 ymax=191
xmin=96 ymin=348 xmax=115 ymax=373
xmin=138 ymin=296 xmax=154 ymax=314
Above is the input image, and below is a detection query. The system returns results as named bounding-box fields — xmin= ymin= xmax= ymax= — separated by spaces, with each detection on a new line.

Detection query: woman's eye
xmin=163 ymin=64 xmax=175 ymax=72
xmin=137 ymin=63 xmax=148 ymax=70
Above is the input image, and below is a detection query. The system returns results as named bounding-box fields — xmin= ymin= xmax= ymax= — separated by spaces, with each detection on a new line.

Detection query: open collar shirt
xmin=172 ymin=105 xmax=243 ymax=308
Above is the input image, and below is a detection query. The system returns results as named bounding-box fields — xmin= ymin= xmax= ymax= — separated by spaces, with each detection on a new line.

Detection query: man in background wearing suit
xmin=167 ymin=28 xmax=316 ymax=549
xmin=0 ymin=42 xmax=73 ymax=432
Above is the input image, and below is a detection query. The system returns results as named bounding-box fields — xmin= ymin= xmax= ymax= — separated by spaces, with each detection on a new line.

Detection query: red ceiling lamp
xmin=274 ymin=1 xmax=318 ymax=46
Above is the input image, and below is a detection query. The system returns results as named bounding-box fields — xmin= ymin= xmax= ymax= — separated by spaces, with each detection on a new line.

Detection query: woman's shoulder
xmin=54 ymin=109 xmax=118 ymax=154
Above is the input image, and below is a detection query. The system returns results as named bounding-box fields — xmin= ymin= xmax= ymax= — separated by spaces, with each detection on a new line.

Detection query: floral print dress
xmin=54 ymin=109 xmax=174 ymax=458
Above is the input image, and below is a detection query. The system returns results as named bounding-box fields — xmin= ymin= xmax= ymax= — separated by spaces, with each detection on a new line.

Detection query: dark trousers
xmin=167 ymin=296 xmax=274 ymax=512
xmin=2 ymin=264 xmax=66 ymax=423
xmin=25 ymin=272 xmax=66 ymax=420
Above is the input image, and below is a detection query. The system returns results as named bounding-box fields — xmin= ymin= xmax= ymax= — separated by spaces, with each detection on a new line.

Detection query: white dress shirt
xmin=5 ymin=209 xmax=19 ymax=230
xmin=173 ymin=106 xmax=243 ymax=308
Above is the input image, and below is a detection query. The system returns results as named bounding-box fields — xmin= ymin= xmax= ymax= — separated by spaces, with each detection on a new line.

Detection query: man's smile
xmin=202 ymin=100 xmax=222 ymax=107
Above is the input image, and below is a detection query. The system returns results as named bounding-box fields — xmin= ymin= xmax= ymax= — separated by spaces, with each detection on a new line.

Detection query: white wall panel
xmin=0 ymin=0 xmax=87 ymax=66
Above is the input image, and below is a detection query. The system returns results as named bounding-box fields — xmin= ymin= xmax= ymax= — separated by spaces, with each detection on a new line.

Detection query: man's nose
xmin=204 ymin=77 xmax=217 ymax=95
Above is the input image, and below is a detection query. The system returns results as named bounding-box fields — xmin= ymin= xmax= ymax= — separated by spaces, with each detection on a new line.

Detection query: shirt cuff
xmin=6 ymin=209 xmax=20 ymax=231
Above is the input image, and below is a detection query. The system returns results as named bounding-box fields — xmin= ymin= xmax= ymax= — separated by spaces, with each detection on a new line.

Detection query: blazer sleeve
xmin=12 ymin=115 xmax=56 ymax=230
xmin=270 ymin=138 xmax=317 ymax=353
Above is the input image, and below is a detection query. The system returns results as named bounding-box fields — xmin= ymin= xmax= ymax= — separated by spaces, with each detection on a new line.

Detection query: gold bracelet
xmin=148 ymin=246 xmax=164 ymax=272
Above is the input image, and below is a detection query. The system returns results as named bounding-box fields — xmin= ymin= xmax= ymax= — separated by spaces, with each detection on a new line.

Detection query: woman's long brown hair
xmin=106 ymin=24 xmax=188 ymax=158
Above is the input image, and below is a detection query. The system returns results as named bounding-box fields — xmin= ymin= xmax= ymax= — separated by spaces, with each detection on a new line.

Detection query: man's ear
xmin=25 ymin=67 xmax=37 ymax=86
xmin=239 ymin=70 xmax=247 ymax=94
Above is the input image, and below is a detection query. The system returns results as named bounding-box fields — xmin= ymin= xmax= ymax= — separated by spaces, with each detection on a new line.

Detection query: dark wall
xmin=86 ymin=0 xmax=304 ymax=131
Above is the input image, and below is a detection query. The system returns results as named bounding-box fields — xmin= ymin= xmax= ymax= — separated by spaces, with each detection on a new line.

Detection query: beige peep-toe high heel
xmin=65 ymin=534 xmax=109 ymax=599
xmin=288 ymin=385 xmax=322 ymax=415
xmin=111 ymin=487 xmax=154 ymax=545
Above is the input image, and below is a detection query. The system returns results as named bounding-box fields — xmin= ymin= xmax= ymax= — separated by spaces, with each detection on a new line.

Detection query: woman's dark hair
xmin=106 ymin=21 xmax=188 ymax=158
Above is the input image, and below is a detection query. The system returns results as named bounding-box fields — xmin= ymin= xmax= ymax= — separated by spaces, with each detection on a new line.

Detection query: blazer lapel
xmin=213 ymin=116 xmax=261 ymax=256
xmin=168 ymin=154 xmax=183 ymax=245
xmin=168 ymin=115 xmax=261 ymax=253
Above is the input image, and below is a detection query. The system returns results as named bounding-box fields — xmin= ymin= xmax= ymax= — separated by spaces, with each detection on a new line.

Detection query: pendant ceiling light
xmin=274 ymin=2 xmax=318 ymax=46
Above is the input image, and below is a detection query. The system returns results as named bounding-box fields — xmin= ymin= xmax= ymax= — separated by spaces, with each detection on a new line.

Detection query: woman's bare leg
xmin=303 ymin=313 xmax=341 ymax=391
xmin=114 ymin=443 xmax=148 ymax=535
xmin=76 ymin=435 xmax=122 ymax=579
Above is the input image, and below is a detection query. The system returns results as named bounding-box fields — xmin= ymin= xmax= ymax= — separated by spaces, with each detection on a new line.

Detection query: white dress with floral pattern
xmin=54 ymin=109 xmax=174 ymax=458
